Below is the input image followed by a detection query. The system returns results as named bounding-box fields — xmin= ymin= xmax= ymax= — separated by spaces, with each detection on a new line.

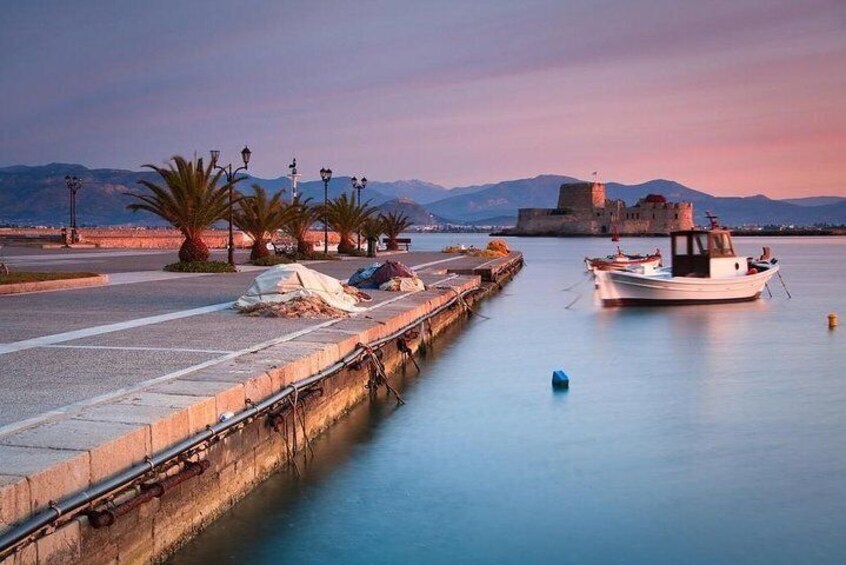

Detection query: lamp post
xmin=319 ymin=167 xmax=332 ymax=253
xmin=351 ymin=175 xmax=367 ymax=249
xmin=64 ymin=175 xmax=82 ymax=245
xmin=210 ymin=146 xmax=251 ymax=267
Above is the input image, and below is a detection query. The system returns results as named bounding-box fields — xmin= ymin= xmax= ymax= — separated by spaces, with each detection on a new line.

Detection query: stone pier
xmin=0 ymin=249 xmax=523 ymax=564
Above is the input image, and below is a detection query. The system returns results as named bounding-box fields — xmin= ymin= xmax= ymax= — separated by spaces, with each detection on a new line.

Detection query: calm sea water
xmin=173 ymin=235 xmax=846 ymax=565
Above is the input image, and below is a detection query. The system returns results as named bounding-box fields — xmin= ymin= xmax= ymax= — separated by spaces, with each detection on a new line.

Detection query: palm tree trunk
xmin=297 ymin=238 xmax=312 ymax=255
xmin=251 ymin=240 xmax=270 ymax=260
xmin=179 ymin=236 xmax=210 ymax=262
xmin=337 ymin=235 xmax=356 ymax=254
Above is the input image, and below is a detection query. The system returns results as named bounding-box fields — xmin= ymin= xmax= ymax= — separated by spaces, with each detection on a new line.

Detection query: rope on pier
xmin=360 ymin=342 xmax=405 ymax=406
xmin=436 ymin=286 xmax=491 ymax=320
xmin=289 ymin=388 xmax=315 ymax=458
xmin=397 ymin=331 xmax=421 ymax=373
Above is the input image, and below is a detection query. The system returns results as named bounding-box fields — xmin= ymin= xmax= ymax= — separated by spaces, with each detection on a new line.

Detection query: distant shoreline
xmin=489 ymin=229 xmax=846 ymax=238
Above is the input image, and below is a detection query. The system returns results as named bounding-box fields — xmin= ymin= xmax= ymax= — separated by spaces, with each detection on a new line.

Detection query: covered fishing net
xmin=348 ymin=261 xmax=422 ymax=291
xmin=235 ymin=263 xmax=366 ymax=316
xmin=348 ymin=263 xmax=381 ymax=287
xmin=238 ymin=296 xmax=351 ymax=318
xmin=442 ymin=239 xmax=511 ymax=258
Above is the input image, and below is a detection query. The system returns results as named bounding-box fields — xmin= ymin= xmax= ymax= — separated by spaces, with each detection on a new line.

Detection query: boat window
xmin=692 ymin=233 xmax=708 ymax=255
xmin=710 ymin=233 xmax=735 ymax=257
xmin=673 ymin=235 xmax=688 ymax=255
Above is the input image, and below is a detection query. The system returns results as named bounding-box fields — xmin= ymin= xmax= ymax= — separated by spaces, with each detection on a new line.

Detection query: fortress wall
xmin=511 ymin=215 xmax=598 ymax=235
xmin=511 ymin=182 xmax=694 ymax=236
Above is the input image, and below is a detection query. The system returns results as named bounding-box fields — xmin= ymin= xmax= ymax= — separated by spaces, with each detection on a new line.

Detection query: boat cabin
xmin=671 ymin=228 xmax=747 ymax=278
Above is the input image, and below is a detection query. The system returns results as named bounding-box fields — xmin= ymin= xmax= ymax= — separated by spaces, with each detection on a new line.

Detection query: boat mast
xmin=705 ymin=210 xmax=720 ymax=229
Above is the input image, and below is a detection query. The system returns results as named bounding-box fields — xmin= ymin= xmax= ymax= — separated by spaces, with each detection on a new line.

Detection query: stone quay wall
xmin=0 ymin=228 xmax=340 ymax=249
xmin=0 ymin=254 xmax=523 ymax=565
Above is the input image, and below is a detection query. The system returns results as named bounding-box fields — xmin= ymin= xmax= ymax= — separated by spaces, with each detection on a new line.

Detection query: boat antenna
xmin=705 ymin=210 xmax=720 ymax=229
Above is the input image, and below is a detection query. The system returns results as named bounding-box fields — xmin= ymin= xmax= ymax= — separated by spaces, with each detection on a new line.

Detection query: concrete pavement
xmin=0 ymin=249 xmax=467 ymax=429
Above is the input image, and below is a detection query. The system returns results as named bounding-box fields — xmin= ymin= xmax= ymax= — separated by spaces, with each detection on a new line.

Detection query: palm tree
xmin=380 ymin=211 xmax=413 ymax=251
xmin=360 ymin=216 xmax=384 ymax=243
xmin=359 ymin=216 xmax=385 ymax=257
xmin=126 ymin=155 xmax=237 ymax=262
xmin=322 ymin=193 xmax=377 ymax=254
xmin=232 ymin=184 xmax=293 ymax=260
xmin=282 ymin=197 xmax=322 ymax=256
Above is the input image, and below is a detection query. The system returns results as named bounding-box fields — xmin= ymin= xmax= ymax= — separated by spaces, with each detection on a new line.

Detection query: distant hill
xmin=607 ymin=180 xmax=846 ymax=226
xmin=375 ymin=198 xmax=452 ymax=226
xmin=781 ymin=196 xmax=846 ymax=207
xmin=0 ymin=164 xmax=843 ymax=228
xmin=426 ymin=174 xmax=581 ymax=222
xmin=245 ymin=177 xmax=450 ymax=205
xmin=606 ymin=179 xmax=712 ymax=204
xmin=365 ymin=180 xmax=450 ymax=204
xmin=0 ymin=163 xmax=162 ymax=226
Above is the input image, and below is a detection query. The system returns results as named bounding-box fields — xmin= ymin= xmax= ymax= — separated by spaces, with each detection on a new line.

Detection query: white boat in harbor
xmin=595 ymin=222 xmax=779 ymax=307
xmin=584 ymin=248 xmax=662 ymax=272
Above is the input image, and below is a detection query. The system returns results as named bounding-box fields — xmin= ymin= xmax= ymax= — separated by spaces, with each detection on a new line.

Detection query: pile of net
xmin=235 ymin=263 xmax=366 ymax=318
xmin=442 ymin=239 xmax=511 ymax=258
xmin=238 ymin=296 xmax=351 ymax=319
xmin=347 ymin=260 xmax=425 ymax=292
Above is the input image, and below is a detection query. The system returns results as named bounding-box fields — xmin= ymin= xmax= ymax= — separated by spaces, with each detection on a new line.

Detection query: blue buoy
xmin=552 ymin=369 xmax=569 ymax=389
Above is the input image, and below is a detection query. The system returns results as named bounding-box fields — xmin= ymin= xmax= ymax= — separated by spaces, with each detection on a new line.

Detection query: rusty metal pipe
xmin=86 ymin=460 xmax=210 ymax=529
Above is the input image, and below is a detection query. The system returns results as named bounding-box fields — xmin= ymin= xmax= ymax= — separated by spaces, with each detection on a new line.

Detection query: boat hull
xmin=595 ymin=265 xmax=778 ymax=307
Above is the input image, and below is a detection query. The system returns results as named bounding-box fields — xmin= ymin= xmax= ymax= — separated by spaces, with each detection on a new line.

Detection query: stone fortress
xmin=507 ymin=181 xmax=694 ymax=236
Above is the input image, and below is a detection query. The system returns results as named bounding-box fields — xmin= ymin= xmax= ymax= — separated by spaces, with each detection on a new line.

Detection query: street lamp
xmin=210 ymin=146 xmax=251 ymax=266
xmin=64 ymin=175 xmax=83 ymax=245
xmin=351 ymin=176 xmax=367 ymax=248
xmin=319 ymin=167 xmax=332 ymax=253
xmin=350 ymin=176 xmax=367 ymax=207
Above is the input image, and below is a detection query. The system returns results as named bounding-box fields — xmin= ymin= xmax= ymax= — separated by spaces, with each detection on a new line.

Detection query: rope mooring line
xmin=359 ymin=342 xmax=405 ymax=406
xmin=776 ymin=270 xmax=792 ymax=299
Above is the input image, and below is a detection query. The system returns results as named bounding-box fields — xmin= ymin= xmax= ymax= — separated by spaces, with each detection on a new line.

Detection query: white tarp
xmin=235 ymin=263 xmax=365 ymax=313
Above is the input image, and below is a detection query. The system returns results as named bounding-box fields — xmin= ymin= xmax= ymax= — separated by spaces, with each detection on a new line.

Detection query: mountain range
xmin=1 ymin=163 xmax=843 ymax=228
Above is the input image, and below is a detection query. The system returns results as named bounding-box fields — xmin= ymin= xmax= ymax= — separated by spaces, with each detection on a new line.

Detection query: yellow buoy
xmin=828 ymin=313 xmax=838 ymax=329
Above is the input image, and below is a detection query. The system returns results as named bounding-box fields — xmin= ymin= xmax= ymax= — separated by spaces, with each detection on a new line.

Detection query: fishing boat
xmin=585 ymin=248 xmax=662 ymax=272
xmin=594 ymin=219 xmax=780 ymax=307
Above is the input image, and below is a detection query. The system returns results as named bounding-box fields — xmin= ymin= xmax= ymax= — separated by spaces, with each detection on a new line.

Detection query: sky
xmin=1 ymin=0 xmax=844 ymax=198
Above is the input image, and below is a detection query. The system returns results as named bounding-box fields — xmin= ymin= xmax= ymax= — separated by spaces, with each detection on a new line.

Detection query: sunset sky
xmin=1 ymin=0 xmax=844 ymax=198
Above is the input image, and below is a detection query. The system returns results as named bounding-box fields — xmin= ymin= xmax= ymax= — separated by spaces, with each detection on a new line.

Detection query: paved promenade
xmin=0 ymin=248 xmax=480 ymax=431
xmin=0 ymin=243 xmax=523 ymax=563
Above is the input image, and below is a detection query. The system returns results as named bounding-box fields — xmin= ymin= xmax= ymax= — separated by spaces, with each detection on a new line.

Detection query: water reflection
xmin=172 ymin=235 xmax=846 ymax=565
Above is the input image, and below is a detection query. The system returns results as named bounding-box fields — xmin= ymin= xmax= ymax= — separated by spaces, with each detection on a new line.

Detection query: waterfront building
xmin=508 ymin=182 xmax=694 ymax=235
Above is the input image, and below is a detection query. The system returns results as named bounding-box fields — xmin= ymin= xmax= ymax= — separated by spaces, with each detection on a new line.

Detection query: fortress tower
xmin=557 ymin=182 xmax=606 ymax=212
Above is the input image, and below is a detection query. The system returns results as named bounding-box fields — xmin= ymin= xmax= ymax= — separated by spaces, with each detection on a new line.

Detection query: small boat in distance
xmin=585 ymin=247 xmax=662 ymax=272
xmin=595 ymin=216 xmax=779 ymax=307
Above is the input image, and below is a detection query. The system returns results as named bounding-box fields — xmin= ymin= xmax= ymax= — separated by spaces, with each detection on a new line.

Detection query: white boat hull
xmin=595 ymin=265 xmax=779 ymax=306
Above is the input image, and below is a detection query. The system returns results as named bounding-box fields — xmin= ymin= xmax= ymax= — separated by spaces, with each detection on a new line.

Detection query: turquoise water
xmin=173 ymin=235 xmax=846 ymax=564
